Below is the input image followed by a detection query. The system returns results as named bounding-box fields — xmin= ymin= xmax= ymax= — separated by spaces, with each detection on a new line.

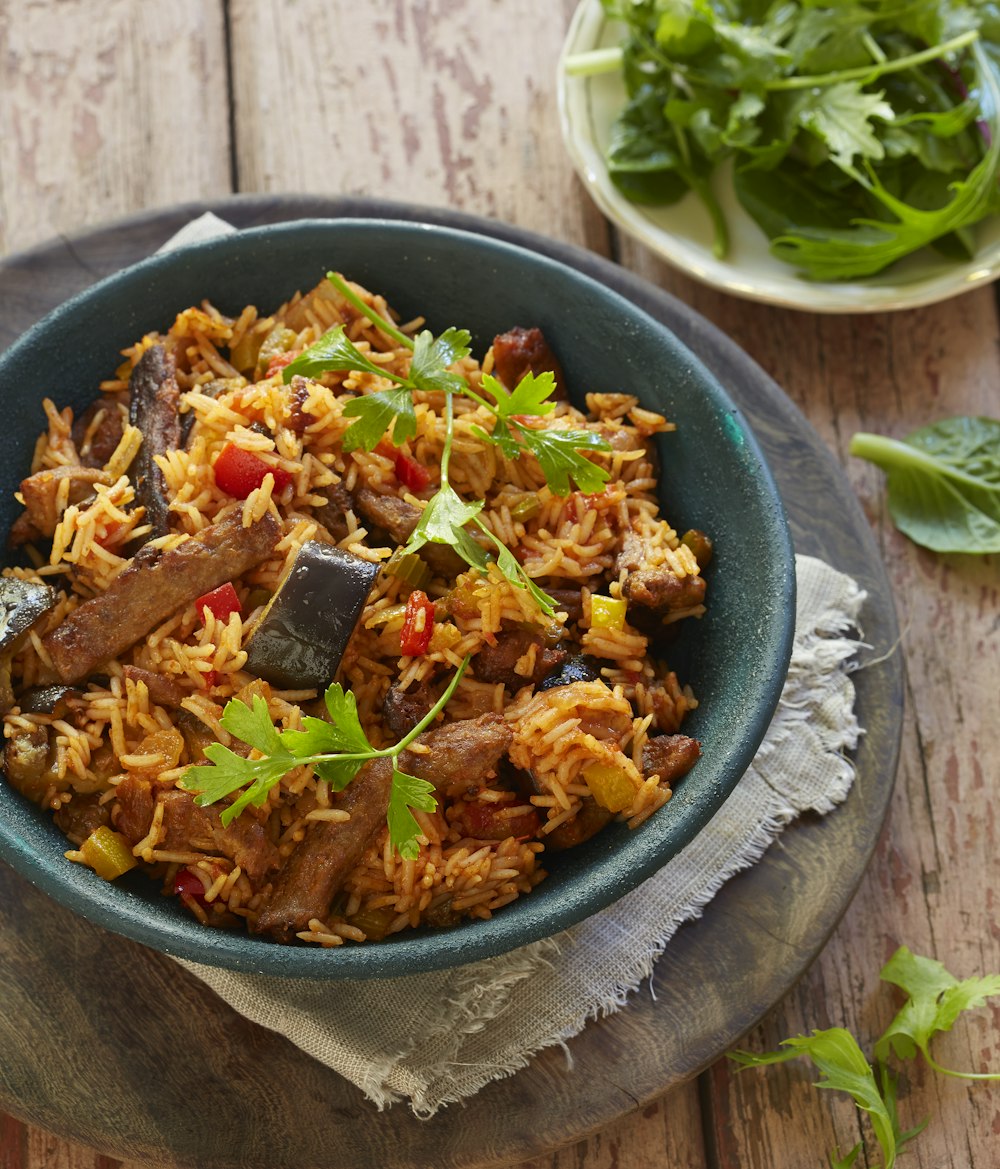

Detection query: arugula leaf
xmin=874 ymin=947 xmax=1000 ymax=1077
xmin=850 ymin=416 xmax=1000 ymax=553
xmin=732 ymin=1027 xmax=900 ymax=1167
xmin=341 ymin=386 xmax=418 ymax=451
xmin=282 ymin=325 xmax=388 ymax=383
xmin=387 ymin=769 xmax=437 ymax=860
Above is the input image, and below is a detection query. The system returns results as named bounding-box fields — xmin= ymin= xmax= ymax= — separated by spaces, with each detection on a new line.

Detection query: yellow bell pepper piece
xmin=582 ymin=761 xmax=635 ymax=813
xmin=590 ymin=594 xmax=628 ymax=632
xmin=73 ymin=826 xmax=138 ymax=881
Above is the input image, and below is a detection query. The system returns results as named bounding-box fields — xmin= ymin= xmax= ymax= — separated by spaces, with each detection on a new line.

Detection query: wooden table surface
xmin=0 ymin=3 xmax=997 ymax=1168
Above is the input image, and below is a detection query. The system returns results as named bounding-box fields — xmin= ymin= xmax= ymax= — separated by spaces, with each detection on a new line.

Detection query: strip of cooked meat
xmin=312 ymin=480 xmax=354 ymax=543
xmin=72 ymin=398 xmax=126 ymax=469
xmin=43 ymin=510 xmax=281 ymax=684
xmin=128 ymin=344 xmax=182 ymax=542
xmin=354 ymin=485 xmax=465 ymax=577
xmin=546 ymin=588 xmax=585 ymax=624
xmin=53 ymin=793 xmax=111 ymax=844
xmin=253 ymin=714 xmax=513 ymax=940
xmin=252 ymin=757 xmax=394 ymax=942
xmin=472 ymin=627 xmax=566 ymax=691
xmin=122 ymin=664 xmax=188 ymax=707
xmin=616 ymin=528 xmax=706 ymax=615
xmin=543 ymin=798 xmax=613 ymax=851
xmin=641 ymin=734 xmax=701 ymax=785
xmin=396 ymin=713 xmax=513 ymax=789
xmin=382 ymin=679 xmax=437 ymax=738
xmin=9 ymin=465 xmax=112 ymax=546
xmin=115 ymin=775 xmax=278 ymax=885
xmin=492 ymin=326 xmax=567 ymax=401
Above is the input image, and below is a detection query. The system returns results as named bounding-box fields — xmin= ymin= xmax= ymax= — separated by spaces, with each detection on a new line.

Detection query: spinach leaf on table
xmin=850 ymin=416 xmax=1000 ymax=553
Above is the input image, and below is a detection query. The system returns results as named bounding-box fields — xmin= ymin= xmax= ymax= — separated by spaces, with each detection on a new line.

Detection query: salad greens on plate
xmin=566 ymin=0 xmax=1000 ymax=280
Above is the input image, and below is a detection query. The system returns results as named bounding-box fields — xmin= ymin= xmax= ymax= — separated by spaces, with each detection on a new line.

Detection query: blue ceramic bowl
xmin=0 ymin=219 xmax=794 ymax=977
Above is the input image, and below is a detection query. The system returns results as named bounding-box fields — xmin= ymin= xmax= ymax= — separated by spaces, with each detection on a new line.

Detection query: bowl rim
xmin=0 ymin=216 xmax=795 ymax=978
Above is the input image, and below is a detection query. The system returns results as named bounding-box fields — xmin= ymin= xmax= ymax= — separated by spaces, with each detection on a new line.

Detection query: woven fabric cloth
xmin=179 ymin=554 xmax=865 ymax=1115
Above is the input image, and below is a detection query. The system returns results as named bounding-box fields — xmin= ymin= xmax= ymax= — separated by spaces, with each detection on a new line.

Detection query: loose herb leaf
xmin=387 ymin=769 xmax=437 ymax=860
xmin=279 ymin=684 xmax=375 ymax=790
xmin=219 ymin=693 xmax=286 ymax=757
xmin=515 ymin=425 xmax=612 ymax=496
xmin=281 ymin=325 xmax=389 ymax=384
xmin=341 ymin=386 xmax=418 ymax=451
xmin=731 ymin=1028 xmax=900 ymax=1168
xmin=850 ymin=416 xmax=1000 ymax=552
xmin=183 ymin=744 xmax=295 ymax=825
xmin=405 ymin=483 xmax=489 ymax=570
xmin=477 ymin=521 xmax=557 ymax=617
xmin=874 ymin=946 xmax=1000 ymax=1077
xmin=410 ymin=327 xmax=472 ymax=394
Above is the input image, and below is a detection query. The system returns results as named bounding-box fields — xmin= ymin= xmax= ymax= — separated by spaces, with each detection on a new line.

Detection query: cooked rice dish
xmin=0 ymin=273 xmax=710 ymax=946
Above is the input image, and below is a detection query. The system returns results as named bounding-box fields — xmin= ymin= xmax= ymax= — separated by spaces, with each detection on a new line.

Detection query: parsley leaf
xmin=405 ymin=483 xmax=489 ymax=570
xmin=477 ymin=521 xmax=557 ymax=617
xmin=279 ymin=683 xmax=375 ymax=790
xmin=515 ymin=426 xmax=612 ymax=496
xmin=387 ymin=769 xmax=437 ymax=860
xmin=282 ymin=325 xmax=388 ymax=383
xmin=341 ymin=386 xmax=418 ymax=451
xmin=410 ymin=327 xmax=472 ymax=394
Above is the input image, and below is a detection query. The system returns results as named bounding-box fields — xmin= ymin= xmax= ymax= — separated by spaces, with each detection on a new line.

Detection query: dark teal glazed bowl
xmin=0 ymin=219 xmax=795 ymax=978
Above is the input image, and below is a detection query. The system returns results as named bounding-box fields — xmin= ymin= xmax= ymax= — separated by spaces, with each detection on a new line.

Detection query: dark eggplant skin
xmin=537 ymin=654 xmax=603 ymax=691
xmin=17 ymin=684 xmax=81 ymax=716
xmin=128 ymin=344 xmax=181 ymax=542
xmin=0 ymin=578 xmax=59 ymax=712
xmin=244 ymin=542 xmax=379 ymax=691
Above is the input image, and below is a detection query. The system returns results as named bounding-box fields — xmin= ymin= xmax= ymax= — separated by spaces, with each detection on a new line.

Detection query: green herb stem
xmin=326 ymin=270 xmax=416 ymax=350
xmin=564 ymin=45 xmax=625 ymax=77
xmin=765 ymin=29 xmax=979 ymax=91
xmin=850 ymin=431 xmax=991 ymax=493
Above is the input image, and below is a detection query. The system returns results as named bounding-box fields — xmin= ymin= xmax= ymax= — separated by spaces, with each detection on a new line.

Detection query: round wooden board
xmin=0 ymin=197 xmax=902 ymax=1169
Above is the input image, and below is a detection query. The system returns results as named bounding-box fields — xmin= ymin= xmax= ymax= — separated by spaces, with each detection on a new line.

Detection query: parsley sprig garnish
xmin=282 ymin=271 xmax=613 ymax=616
xmin=181 ymin=657 xmax=469 ymax=858
xmin=731 ymin=946 xmax=1000 ymax=1168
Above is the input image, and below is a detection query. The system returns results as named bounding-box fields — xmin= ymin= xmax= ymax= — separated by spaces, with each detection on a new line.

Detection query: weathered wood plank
xmin=615 ymin=250 xmax=1000 ymax=1166
xmin=228 ymin=0 xmax=608 ymax=252
xmin=0 ymin=0 xmax=231 ymax=257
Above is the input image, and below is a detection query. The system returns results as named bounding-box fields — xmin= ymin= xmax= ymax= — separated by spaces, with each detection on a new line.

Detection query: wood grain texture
xmin=0 ymin=0 xmax=998 ymax=1166
xmin=0 ymin=0 xmax=231 ymax=255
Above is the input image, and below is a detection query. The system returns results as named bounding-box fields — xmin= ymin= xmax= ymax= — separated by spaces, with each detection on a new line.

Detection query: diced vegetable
xmin=509 ymin=496 xmax=540 ymax=521
xmin=265 ymin=350 xmax=299 ymax=379
xmin=256 ymin=325 xmax=298 ymax=378
xmin=196 ymin=581 xmax=242 ymax=623
xmin=538 ymin=654 xmax=603 ymax=691
xmin=73 ymin=826 xmax=137 ymax=881
xmin=400 ymin=590 xmax=435 ymax=657
xmin=174 ymin=868 xmax=209 ymax=904
xmin=346 ymin=905 xmax=397 ymax=942
xmin=394 ymin=451 xmax=433 ymax=492
xmin=213 ymin=442 xmax=293 ymax=498
xmin=582 ymin=761 xmax=636 ymax=813
xmin=384 ymin=550 xmax=432 ymax=591
xmin=590 ymin=595 xmax=627 ymax=632
xmin=681 ymin=529 xmax=714 ymax=569
xmin=0 ymin=577 xmax=58 ymax=653
xmin=244 ymin=541 xmax=379 ymax=690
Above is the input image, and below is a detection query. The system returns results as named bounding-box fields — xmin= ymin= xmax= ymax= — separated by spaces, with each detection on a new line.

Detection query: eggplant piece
xmin=0 ymin=578 xmax=59 ymax=712
xmin=18 ymin=684 xmax=81 ymax=717
xmin=128 ymin=344 xmax=181 ymax=542
xmin=538 ymin=653 xmax=603 ymax=691
xmin=244 ymin=542 xmax=378 ymax=690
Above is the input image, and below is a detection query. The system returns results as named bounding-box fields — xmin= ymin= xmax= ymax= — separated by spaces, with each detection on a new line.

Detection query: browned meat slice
xmin=354 ymin=486 xmax=465 ymax=578
xmin=157 ymin=790 xmax=278 ymax=884
xmin=641 ymin=734 xmax=701 ymax=785
xmin=623 ymin=569 xmax=706 ymax=614
xmin=122 ymin=664 xmax=187 ymax=707
xmin=455 ymin=794 xmax=540 ymax=841
xmin=544 ymin=798 xmax=613 ymax=851
xmin=382 ymin=679 xmax=437 ymax=738
xmin=286 ymin=375 xmax=316 ymax=434
xmin=546 ymin=589 xmax=585 ymax=624
xmin=116 ymin=774 xmax=278 ymax=884
xmin=9 ymin=465 xmax=112 ymax=545
xmin=312 ymin=479 xmax=354 ymax=543
xmin=43 ymin=509 xmax=281 ymax=684
xmin=396 ymin=713 xmax=513 ymax=790
xmin=492 ymin=326 xmax=567 ymax=401
xmin=53 ymin=793 xmax=111 ymax=844
xmin=72 ymin=398 xmax=126 ymax=468
xmin=472 ymin=627 xmax=566 ymax=691
xmin=3 ymin=725 xmax=56 ymax=802
xmin=253 ymin=757 xmax=394 ymax=942
xmin=128 ymin=344 xmax=181 ymax=541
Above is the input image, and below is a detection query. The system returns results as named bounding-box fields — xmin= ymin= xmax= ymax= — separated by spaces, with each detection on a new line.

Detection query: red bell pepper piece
xmin=394 ymin=450 xmax=433 ymax=493
xmin=173 ymin=869 xmax=209 ymax=905
xmin=196 ymin=582 xmax=242 ymax=623
xmin=265 ymin=351 xmax=299 ymax=378
xmin=400 ymin=589 xmax=435 ymax=657
xmin=213 ymin=442 xmax=293 ymax=498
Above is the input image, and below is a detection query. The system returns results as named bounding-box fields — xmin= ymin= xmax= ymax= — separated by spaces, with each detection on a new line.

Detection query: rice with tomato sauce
xmin=1 ymin=274 xmax=707 ymax=946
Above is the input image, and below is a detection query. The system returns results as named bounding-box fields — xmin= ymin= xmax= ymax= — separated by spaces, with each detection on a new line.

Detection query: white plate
xmin=557 ymin=0 xmax=1000 ymax=313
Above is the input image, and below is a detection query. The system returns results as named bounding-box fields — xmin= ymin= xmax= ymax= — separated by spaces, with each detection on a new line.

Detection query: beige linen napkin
xmin=161 ymin=216 xmax=865 ymax=1114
